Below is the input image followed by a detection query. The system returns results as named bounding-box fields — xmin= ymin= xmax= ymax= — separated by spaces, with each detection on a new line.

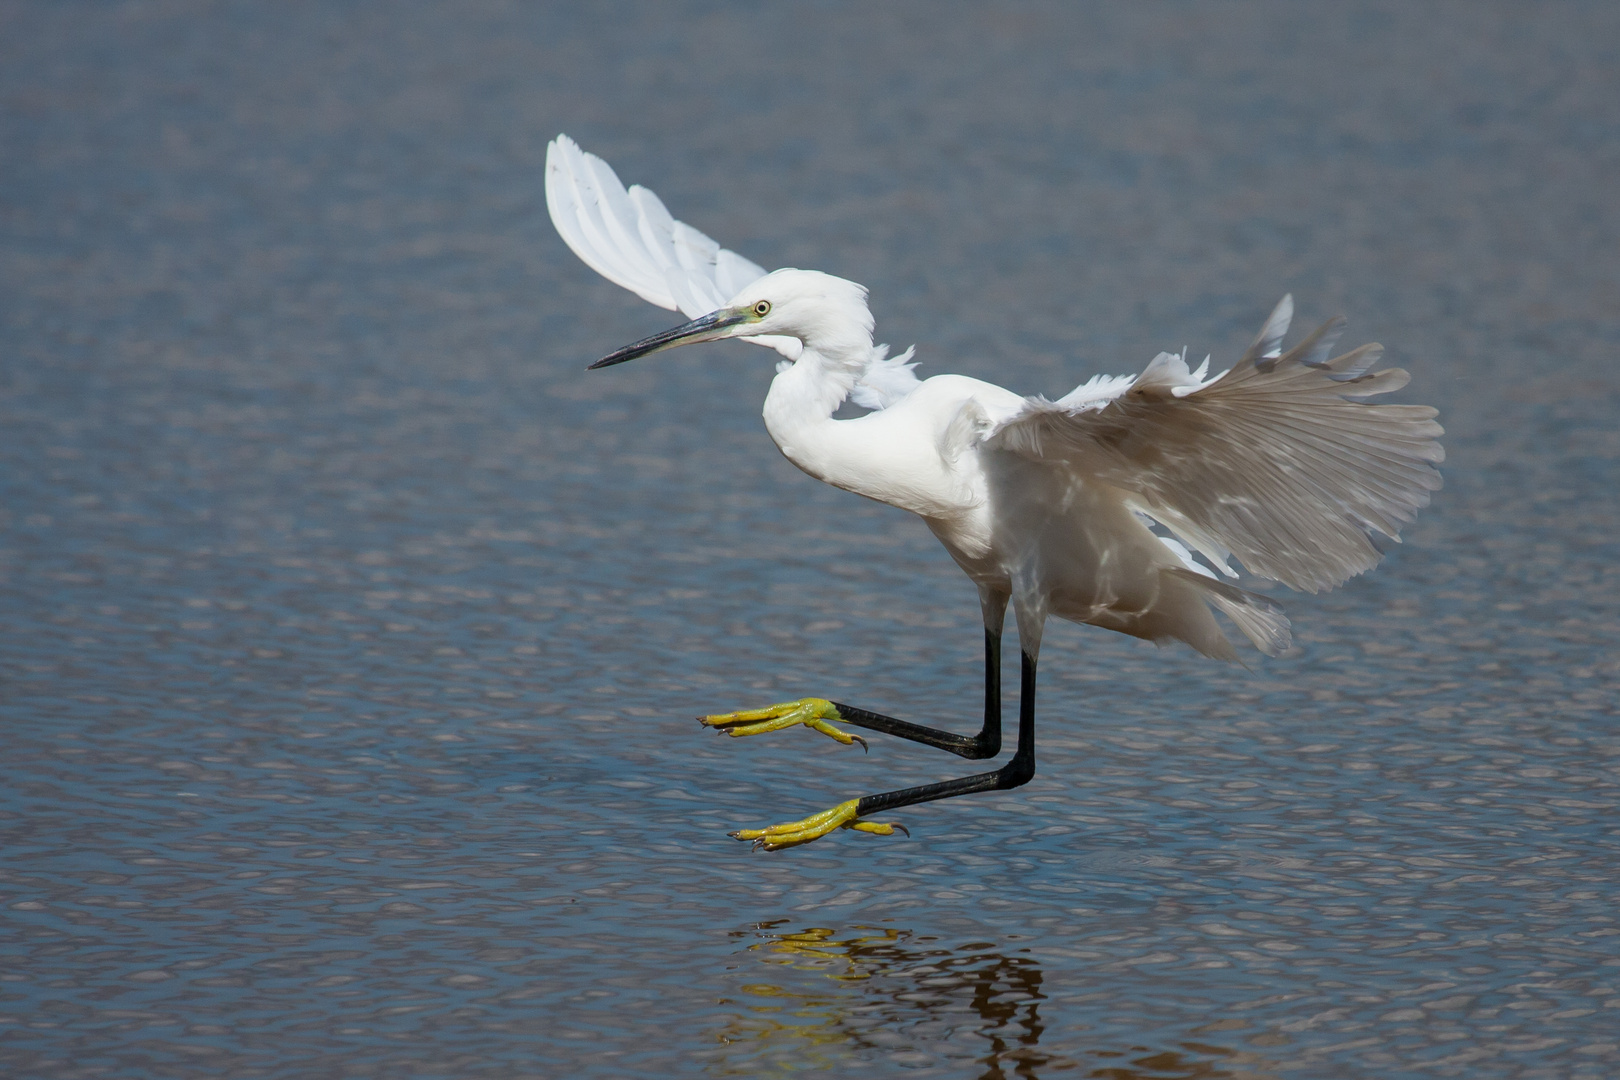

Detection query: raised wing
xmin=546 ymin=134 xmax=770 ymax=316
xmin=546 ymin=134 xmax=809 ymax=360
xmin=987 ymin=297 xmax=1444 ymax=593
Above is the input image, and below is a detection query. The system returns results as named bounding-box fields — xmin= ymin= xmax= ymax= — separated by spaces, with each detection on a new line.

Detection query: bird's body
xmin=546 ymin=134 xmax=1443 ymax=849
xmin=760 ymin=324 xmax=1267 ymax=662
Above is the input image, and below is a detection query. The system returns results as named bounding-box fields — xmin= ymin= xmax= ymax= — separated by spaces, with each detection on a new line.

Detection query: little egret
xmin=545 ymin=134 xmax=1443 ymax=851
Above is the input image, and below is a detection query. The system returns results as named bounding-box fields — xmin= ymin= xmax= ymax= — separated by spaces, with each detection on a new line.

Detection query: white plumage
xmin=545 ymin=133 xmax=1444 ymax=846
xmin=547 ymin=134 xmax=1443 ymax=662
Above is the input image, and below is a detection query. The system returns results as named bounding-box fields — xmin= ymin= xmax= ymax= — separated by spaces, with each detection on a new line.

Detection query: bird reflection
xmin=711 ymin=923 xmax=1263 ymax=1079
xmin=711 ymin=922 xmax=1046 ymax=1077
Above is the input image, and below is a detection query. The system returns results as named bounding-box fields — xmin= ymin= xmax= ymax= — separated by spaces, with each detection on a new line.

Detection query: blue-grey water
xmin=3 ymin=3 xmax=1618 ymax=1077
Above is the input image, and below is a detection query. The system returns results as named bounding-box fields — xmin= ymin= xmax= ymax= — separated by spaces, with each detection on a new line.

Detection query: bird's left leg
xmin=701 ymin=588 xmax=1009 ymax=758
xmin=733 ymin=603 xmax=1044 ymax=851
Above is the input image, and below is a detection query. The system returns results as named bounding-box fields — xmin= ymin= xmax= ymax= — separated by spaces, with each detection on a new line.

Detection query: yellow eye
xmin=752 ymin=300 xmax=771 ymax=317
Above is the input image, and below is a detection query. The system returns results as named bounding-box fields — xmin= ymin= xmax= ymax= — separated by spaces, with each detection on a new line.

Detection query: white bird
xmin=545 ymin=134 xmax=1444 ymax=851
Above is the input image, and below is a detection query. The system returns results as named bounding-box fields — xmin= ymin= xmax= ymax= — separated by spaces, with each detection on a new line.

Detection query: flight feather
xmin=986 ymin=297 xmax=1445 ymax=593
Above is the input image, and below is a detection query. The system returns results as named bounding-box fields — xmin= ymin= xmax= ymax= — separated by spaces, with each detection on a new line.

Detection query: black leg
xmin=855 ymin=650 xmax=1037 ymax=816
xmin=828 ymin=627 xmax=1003 ymax=760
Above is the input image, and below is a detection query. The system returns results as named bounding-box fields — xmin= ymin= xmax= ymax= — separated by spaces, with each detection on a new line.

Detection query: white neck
xmin=746 ymin=268 xmax=877 ymax=448
xmin=759 ymin=340 xmax=967 ymax=522
xmin=762 ymin=346 xmax=861 ymax=462
xmin=746 ymin=270 xmax=967 ymax=518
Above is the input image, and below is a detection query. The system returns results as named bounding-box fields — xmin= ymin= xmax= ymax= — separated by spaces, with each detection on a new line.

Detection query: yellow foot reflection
xmin=731 ymin=798 xmax=909 ymax=851
xmin=699 ymin=697 xmax=867 ymax=751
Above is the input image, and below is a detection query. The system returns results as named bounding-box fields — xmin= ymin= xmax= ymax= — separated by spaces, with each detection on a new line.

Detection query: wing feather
xmin=546 ymin=134 xmax=914 ymax=387
xmin=551 ymin=139 xmax=667 ymax=307
xmin=546 ymin=141 xmax=650 ymax=304
xmin=986 ymin=300 xmax=1444 ymax=593
xmin=583 ymin=153 xmax=671 ymax=304
xmin=716 ymin=248 xmax=768 ymax=299
xmin=546 ymin=135 xmax=771 ymax=318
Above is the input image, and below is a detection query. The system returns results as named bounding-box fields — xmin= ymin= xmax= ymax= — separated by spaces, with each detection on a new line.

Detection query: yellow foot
xmin=731 ymin=798 xmax=909 ymax=852
xmin=698 ymin=697 xmax=867 ymax=751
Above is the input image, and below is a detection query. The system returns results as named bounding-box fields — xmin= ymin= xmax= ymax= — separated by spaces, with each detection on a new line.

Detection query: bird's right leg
xmin=700 ymin=589 xmax=1008 ymax=760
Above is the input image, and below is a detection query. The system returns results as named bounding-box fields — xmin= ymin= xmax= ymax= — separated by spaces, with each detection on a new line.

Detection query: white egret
xmin=545 ymin=134 xmax=1443 ymax=851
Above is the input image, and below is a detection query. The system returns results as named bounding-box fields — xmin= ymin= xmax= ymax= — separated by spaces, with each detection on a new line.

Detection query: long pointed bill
xmin=589 ymin=308 xmax=750 ymax=370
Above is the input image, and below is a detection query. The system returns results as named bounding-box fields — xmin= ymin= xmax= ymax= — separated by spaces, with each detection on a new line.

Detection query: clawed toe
xmin=697 ymin=698 xmax=866 ymax=749
xmin=729 ymin=798 xmax=907 ymax=851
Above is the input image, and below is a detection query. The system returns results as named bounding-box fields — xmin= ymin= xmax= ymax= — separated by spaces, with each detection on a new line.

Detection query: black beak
xmin=589 ymin=308 xmax=749 ymax=370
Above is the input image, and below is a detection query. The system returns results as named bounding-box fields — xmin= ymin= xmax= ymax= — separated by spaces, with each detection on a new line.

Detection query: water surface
xmin=3 ymin=3 xmax=1618 ymax=1077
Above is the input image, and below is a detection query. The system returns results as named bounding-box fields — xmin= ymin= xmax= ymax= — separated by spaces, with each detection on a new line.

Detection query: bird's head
xmin=589 ymin=269 xmax=874 ymax=370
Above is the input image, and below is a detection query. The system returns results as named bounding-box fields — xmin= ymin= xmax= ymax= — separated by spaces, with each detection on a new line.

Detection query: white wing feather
xmin=986 ymin=297 xmax=1445 ymax=593
xmin=547 ymin=135 xmax=814 ymax=360
xmin=548 ymin=136 xmax=930 ymax=403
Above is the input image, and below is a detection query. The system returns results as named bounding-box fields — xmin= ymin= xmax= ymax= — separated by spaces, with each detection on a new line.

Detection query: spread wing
xmin=545 ymin=135 xmax=802 ymax=359
xmin=985 ymin=297 xmax=1445 ymax=593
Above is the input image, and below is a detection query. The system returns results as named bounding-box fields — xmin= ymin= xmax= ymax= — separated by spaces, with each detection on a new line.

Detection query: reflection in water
xmin=711 ymin=923 xmax=1273 ymax=1079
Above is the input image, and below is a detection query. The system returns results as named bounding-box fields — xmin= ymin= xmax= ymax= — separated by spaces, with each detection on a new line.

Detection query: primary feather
xmin=987 ymin=296 xmax=1445 ymax=593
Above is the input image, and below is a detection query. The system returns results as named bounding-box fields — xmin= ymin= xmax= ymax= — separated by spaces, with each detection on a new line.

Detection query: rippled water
xmin=4 ymin=2 xmax=1619 ymax=1077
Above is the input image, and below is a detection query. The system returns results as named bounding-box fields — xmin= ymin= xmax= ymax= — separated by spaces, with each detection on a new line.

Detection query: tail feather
xmin=1166 ymin=568 xmax=1293 ymax=658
